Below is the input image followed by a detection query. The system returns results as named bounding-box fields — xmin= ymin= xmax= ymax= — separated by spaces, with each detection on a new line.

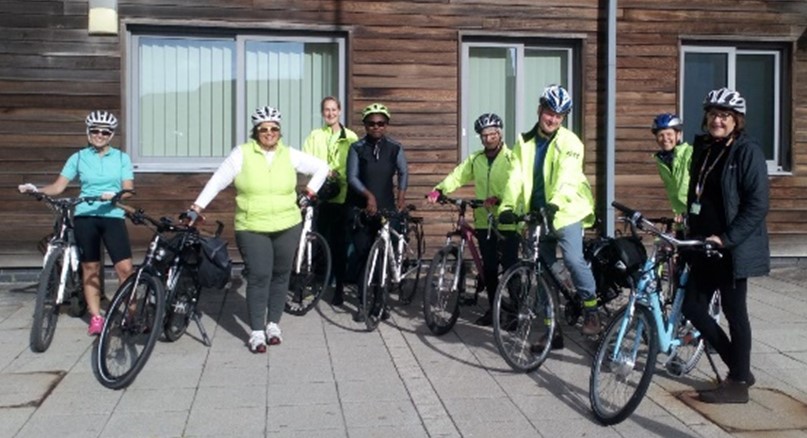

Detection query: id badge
xmin=690 ymin=202 xmax=701 ymax=215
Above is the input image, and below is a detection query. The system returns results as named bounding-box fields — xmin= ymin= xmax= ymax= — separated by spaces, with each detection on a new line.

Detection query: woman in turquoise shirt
xmin=19 ymin=111 xmax=135 ymax=336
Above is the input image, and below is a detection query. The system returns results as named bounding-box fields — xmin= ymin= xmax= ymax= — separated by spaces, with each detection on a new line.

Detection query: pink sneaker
xmin=88 ymin=315 xmax=104 ymax=336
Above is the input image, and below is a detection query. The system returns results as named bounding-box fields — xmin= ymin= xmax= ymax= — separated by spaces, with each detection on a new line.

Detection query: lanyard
xmin=694 ymin=145 xmax=727 ymax=202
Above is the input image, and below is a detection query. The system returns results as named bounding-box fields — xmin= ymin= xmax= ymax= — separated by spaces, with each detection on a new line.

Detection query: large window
xmin=128 ymin=29 xmax=345 ymax=171
xmin=681 ymin=44 xmax=790 ymax=173
xmin=461 ymin=39 xmax=579 ymax=158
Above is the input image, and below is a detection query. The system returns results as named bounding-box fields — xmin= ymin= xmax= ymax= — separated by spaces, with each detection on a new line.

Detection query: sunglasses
xmin=364 ymin=121 xmax=387 ymax=128
xmin=89 ymin=129 xmax=113 ymax=137
xmin=257 ymin=126 xmax=281 ymax=134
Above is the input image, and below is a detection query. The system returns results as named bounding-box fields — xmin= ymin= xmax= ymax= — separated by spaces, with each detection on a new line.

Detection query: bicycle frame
xmin=445 ymin=208 xmax=485 ymax=294
xmin=40 ymin=198 xmax=85 ymax=306
xmin=294 ymin=205 xmax=315 ymax=275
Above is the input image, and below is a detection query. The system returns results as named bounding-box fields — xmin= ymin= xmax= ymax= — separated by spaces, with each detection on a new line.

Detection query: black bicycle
xmin=92 ymin=196 xmax=223 ymax=389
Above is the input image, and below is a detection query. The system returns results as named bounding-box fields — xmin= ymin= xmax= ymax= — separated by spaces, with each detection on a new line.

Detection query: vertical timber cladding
xmin=0 ymin=0 xmax=805 ymax=265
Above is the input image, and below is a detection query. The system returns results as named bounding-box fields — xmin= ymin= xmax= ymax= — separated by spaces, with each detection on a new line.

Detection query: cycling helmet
xmin=703 ymin=87 xmax=746 ymax=115
xmin=361 ymin=103 xmax=391 ymax=121
xmin=474 ymin=113 xmax=503 ymax=134
xmin=651 ymin=113 xmax=683 ymax=133
xmin=85 ymin=110 xmax=118 ymax=130
xmin=539 ymin=84 xmax=572 ymax=115
xmin=251 ymin=106 xmax=282 ymax=126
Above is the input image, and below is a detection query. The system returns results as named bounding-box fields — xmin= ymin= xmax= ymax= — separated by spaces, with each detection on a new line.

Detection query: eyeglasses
xmin=89 ymin=129 xmax=113 ymax=137
xmin=257 ymin=126 xmax=281 ymax=134
xmin=364 ymin=121 xmax=387 ymax=128
xmin=707 ymin=110 xmax=733 ymax=121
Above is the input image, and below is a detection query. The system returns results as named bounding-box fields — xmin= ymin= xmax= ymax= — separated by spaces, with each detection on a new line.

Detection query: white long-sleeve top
xmin=193 ymin=144 xmax=329 ymax=209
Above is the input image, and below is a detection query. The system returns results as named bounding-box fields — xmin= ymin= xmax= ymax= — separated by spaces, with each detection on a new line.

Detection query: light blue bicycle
xmin=589 ymin=201 xmax=721 ymax=425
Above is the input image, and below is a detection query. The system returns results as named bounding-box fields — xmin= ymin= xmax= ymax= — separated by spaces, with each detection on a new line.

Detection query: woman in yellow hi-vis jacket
xmin=427 ymin=113 xmax=521 ymax=326
xmin=499 ymin=85 xmax=600 ymax=347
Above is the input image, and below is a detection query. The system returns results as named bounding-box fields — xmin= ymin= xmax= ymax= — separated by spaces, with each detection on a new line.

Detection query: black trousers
xmin=315 ymin=202 xmax=348 ymax=290
xmin=475 ymin=229 xmax=520 ymax=308
xmin=682 ymin=255 xmax=752 ymax=382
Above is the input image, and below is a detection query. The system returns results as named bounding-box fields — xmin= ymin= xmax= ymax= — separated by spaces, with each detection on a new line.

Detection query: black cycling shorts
xmin=73 ymin=216 xmax=132 ymax=264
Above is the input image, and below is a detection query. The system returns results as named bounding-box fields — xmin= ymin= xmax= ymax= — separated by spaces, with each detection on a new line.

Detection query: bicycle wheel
xmin=30 ymin=246 xmax=65 ymax=353
xmin=670 ymin=290 xmax=722 ymax=375
xmin=360 ymin=239 xmax=388 ymax=332
xmin=589 ymin=304 xmax=658 ymax=425
xmin=93 ymin=272 xmax=165 ymax=389
xmin=493 ymin=263 xmax=556 ymax=372
xmin=285 ymin=231 xmax=332 ymax=316
xmin=398 ymin=221 xmax=424 ymax=305
xmin=423 ymin=245 xmax=462 ymax=335
xmin=163 ymin=266 xmax=200 ymax=342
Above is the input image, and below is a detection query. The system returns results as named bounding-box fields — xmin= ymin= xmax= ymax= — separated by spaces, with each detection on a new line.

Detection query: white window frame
xmin=460 ymin=41 xmax=574 ymax=159
xmin=127 ymin=31 xmax=346 ymax=173
xmin=680 ymin=45 xmax=783 ymax=173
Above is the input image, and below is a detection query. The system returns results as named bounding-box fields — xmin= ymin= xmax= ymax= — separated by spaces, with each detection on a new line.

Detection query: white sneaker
xmin=248 ymin=330 xmax=266 ymax=353
xmin=266 ymin=322 xmax=283 ymax=346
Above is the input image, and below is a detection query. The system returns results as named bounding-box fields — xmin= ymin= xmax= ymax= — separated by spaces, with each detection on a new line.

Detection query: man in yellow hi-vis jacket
xmin=500 ymin=85 xmax=600 ymax=345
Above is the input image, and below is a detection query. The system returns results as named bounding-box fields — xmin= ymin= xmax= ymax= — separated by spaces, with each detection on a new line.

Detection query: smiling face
xmin=255 ymin=121 xmax=281 ymax=149
xmin=538 ymin=107 xmax=564 ymax=135
xmin=321 ymin=98 xmax=341 ymax=128
xmin=87 ymin=126 xmax=114 ymax=148
xmin=479 ymin=127 xmax=501 ymax=151
xmin=363 ymin=114 xmax=388 ymax=140
xmin=654 ymin=128 xmax=681 ymax=152
xmin=706 ymin=109 xmax=737 ymax=139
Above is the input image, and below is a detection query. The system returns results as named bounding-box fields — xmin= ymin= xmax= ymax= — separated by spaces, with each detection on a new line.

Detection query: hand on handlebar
xmin=483 ymin=196 xmax=499 ymax=209
xmin=426 ymin=190 xmax=442 ymax=204
xmin=182 ymin=209 xmax=201 ymax=226
xmin=298 ymin=190 xmax=317 ymax=208
xmin=18 ymin=183 xmax=38 ymax=194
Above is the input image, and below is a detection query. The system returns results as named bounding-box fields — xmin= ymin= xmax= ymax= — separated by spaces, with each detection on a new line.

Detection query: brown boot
xmin=581 ymin=310 xmax=602 ymax=335
xmin=698 ymin=378 xmax=749 ymax=404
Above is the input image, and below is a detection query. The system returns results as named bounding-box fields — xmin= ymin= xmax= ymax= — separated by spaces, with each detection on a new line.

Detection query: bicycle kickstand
xmin=703 ymin=340 xmax=723 ymax=385
xmin=192 ymin=310 xmax=212 ymax=347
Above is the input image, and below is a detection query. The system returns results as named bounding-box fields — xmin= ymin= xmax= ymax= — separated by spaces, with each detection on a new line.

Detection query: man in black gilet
xmin=346 ymin=103 xmax=409 ymax=322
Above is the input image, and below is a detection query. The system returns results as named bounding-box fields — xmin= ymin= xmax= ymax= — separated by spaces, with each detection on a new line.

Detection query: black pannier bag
xmin=317 ymin=176 xmax=340 ymax=201
xmin=198 ymin=236 xmax=232 ymax=289
xmin=587 ymin=235 xmax=647 ymax=301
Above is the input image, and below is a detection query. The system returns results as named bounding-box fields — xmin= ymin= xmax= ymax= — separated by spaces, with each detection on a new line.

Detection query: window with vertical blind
xmin=128 ymin=30 xmax=345 ymax=172
xmin=681 ymin=43 xmax=791 ymax=173
xmin=460 ymin=39 xmax=580 ymax=158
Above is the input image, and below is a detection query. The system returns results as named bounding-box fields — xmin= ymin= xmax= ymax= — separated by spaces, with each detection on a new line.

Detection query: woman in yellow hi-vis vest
xmin=188 ymin=106 xmax=329 ymax=353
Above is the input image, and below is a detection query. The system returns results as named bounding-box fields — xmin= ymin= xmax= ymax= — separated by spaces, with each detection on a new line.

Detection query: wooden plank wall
xmin=0 ymin=0 xmax=805 ymax=265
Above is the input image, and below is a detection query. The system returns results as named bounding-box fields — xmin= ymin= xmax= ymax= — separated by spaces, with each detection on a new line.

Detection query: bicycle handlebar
xmin=429 ymin=194 xmax=490 ymax=210
xmin=24 ymin=191 xmax=104 ymax=209
xmin=611 ymin=201 xmax=720 ymax=256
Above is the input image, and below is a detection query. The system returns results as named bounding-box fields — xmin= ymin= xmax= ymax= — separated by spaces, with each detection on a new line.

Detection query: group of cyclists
xmin=18 ymin=83 xmax=768 ymax=405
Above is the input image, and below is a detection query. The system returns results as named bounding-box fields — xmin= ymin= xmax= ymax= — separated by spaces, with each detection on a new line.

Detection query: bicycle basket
xmin=198 ymin=236 xmax=232 ymax=289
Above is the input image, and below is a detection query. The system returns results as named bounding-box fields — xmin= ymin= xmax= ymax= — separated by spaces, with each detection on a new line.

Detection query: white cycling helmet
xmin=703 ymin=87 xmax=746 ymax=115
xmin=85 ymin=110 xmax=118 ymax=130
xmin=251 ymin=106 xmax=282 ymax=126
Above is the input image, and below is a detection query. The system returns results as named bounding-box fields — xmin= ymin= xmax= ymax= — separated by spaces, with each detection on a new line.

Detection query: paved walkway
xmin=0 ymin=262 xmax=805 ymax=438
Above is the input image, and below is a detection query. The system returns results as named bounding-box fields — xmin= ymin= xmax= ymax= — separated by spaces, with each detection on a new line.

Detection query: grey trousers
xmin=236 ymin=223 xmax=301 ymax=331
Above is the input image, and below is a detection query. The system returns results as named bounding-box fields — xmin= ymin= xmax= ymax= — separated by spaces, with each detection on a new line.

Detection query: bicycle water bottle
xmin=551 ymin=261 xmax=574 ymax=291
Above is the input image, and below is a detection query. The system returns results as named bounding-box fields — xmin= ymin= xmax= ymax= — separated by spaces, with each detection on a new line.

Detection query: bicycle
xmin=422 ymin=195 xmax=505 ymax=336
xmin=93 ymin=197 xmax=223 ymax=389
xmin=589 ymin=201 xmax=722 ymax=425
xmin=23 ymin=192 xmax=103 ymax=352
xmin=359 ymin=205 xmax=425 ymax=331
xmin=284 ymin=198 xmax=332 ymax=316
xmin=492 ymin=208 xmax=627 ymax=372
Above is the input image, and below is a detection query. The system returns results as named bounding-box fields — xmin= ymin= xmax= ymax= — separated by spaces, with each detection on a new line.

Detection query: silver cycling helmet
xmin=85 ymin=110 xmax=118 ymax=130
xmin=474 ymin=113 xmax=503 ymax=134
xmin=251 ymin=106 xmax=282 ymax=126
xmin=703 ymin=87 xmax=746 ymax=115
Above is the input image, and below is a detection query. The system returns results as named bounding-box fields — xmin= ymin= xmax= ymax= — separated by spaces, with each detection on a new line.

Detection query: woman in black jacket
xmin=682 ymin=88 xmax=770 ymax=404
